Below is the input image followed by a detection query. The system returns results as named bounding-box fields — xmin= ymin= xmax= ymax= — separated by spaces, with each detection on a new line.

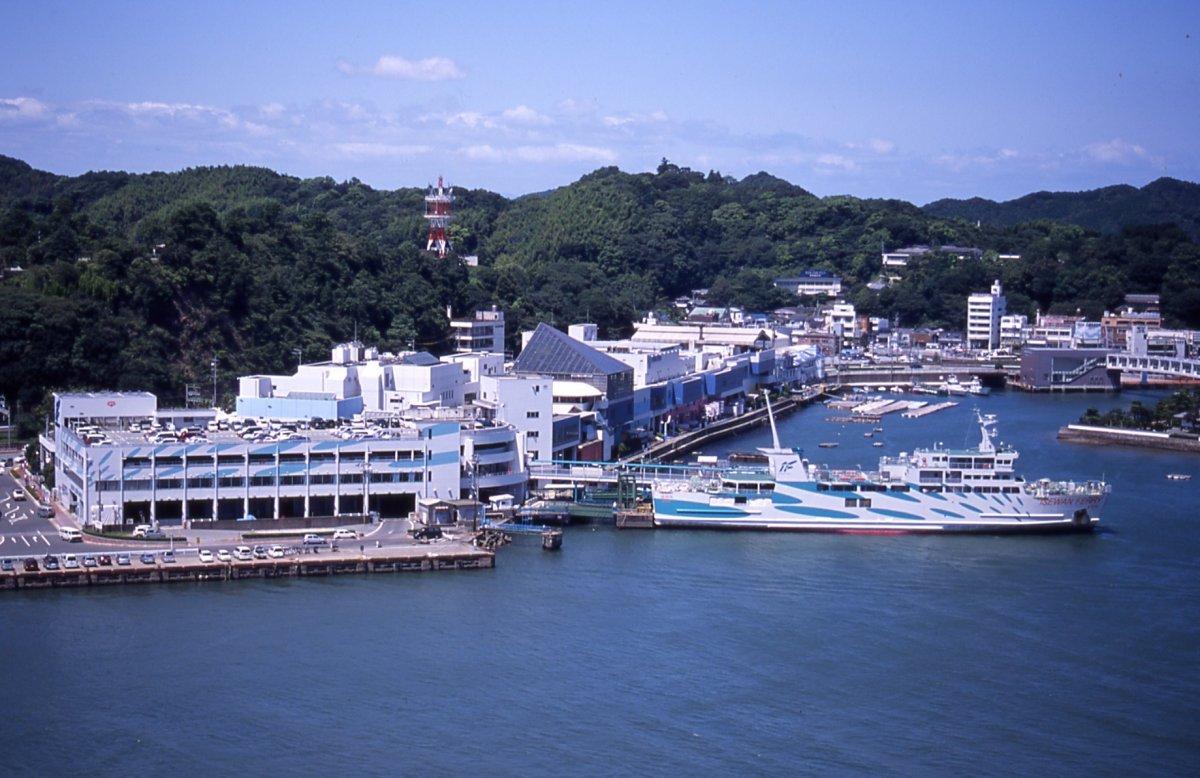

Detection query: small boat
xmin=873 ymin=427 xmax=884 ymax=433
xmin=818 ymin=442 xmax=838 ymax=449
xmin=873 ymin=441 xmax=884 ymax=447
xmin=890 ymin=386 xmax=904 ymax=393
xmin=965 ymin=377 xmax=991 ymax=396
xmin=1167 ymin=473 xmax=1192 ymax=481
xmin=864 ymin=432 xmax=873 ymax=438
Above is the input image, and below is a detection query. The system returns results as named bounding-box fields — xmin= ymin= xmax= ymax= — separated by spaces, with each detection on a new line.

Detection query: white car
xmin=198 ymin=549 xmax=215 ymax=564
xmin=268 ymin=545 xmax=285 ymax=559
xmin=233 ymin=546 xmax=253 ymax=561
xmin=332 ymin=529 xmax=358 ymax=540
xmin=11 ymin=489 xmax=25 ymax=501
xmin=216 ymin=549 xmax=232 ymax=562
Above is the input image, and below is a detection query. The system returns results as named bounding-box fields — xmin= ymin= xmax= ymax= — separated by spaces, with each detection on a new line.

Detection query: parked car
xmin=97 ymin=554 xmax=112 ymax=566
xmin=23 ymin=558 xmax=38 ymax=572
xmin=131 ymin=524 xmax=153 ymax=538
xmin=268 ymin=545 xmax=285 ymax=559
xmin=302 ymin=533 xmax=327 ymax=546
xmin=142 ymin=530 xmax=168 ymax=541
xmin=198 ymin=549 xmax=215 ymax=564
xmin=11 ymin=489 xmax=25 ymax=501
xmin=62 ymin=554 xmax=80 ymax=569
xmin=216 ymin=549 xmax=232 ymax=562
xmin=161 ymin=551 xmax=177 ymax=564
xmin=252 ymin=545 xmax=269 ymax=559
xmin=82 ymin=555 xmax=98 ymax=568
xmin=42 ymin=554 xmax=59 ymax=570
xmin=332 ymin=529 xmax=358 ymax=540
xmin=1 ymin=558 xmax=13 ymax=571
xmin=37 ymin=504 xmax=53 ymax=518
xmin=139 ymin=553 xmax=156 ymax=565
xmin=233 ymin=546 xmax=253 ymax=561
xmin=116 ymin=553 xmax=131 ymax=566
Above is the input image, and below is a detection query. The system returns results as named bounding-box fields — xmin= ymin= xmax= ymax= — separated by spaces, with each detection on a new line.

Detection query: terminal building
xmin=47 ymin=392 xmax=468 ymax=529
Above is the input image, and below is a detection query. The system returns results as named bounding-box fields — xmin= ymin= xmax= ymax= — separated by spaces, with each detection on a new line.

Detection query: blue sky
xmin=1 ymin=0 xmax=1197 ymax=202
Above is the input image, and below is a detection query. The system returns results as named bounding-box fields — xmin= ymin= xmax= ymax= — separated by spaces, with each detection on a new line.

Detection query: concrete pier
xmin=0 ymin=545 xmax=493 ymax=591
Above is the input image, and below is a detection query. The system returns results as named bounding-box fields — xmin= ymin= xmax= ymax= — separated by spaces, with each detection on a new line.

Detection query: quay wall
xmin=1057 ymin=424 xmax=1200 ymax=454
xmin=0 ymin=547 xmax=494 ymax=592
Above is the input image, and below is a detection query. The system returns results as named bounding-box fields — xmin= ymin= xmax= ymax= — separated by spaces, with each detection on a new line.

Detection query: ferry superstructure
xmin=651 ymin=402 xmax=1109 ymax=534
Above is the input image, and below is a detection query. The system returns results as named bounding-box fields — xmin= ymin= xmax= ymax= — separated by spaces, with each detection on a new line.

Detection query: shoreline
xmin=1056 ymin=423 xmax=1200 ymax=454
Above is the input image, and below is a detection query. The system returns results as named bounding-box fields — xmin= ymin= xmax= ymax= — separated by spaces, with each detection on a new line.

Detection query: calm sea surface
xmin=2 ymin=390 xmax=1198 ymax=775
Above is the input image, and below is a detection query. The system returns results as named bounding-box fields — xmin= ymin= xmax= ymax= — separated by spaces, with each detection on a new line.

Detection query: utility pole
xmin=362 ymin=461 xmax=372 ymax=518
xmin=210 ymin=357 xmax=219 ymax=409
xmin=293 ymin=347 xmax=303 ymax=369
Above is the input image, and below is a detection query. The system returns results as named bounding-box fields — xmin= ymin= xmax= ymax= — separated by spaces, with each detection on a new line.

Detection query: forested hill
xmin=1 ymin=155 xmax=1199 ymax=420
xmin=923 ymin=177 xmax=1200 ymax=239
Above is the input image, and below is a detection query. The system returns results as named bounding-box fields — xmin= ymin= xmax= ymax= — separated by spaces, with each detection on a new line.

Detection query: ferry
xmin=651 ymin=400 xmax=1109 ymax=534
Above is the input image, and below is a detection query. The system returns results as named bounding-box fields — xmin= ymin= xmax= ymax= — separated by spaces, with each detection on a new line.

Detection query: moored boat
xmin=651 ymin=400 xmax=1110 ymax=534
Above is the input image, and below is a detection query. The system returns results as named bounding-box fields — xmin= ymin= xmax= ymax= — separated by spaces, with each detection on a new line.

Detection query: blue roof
xmin=514 ymin=323 xmax=633 ymax=378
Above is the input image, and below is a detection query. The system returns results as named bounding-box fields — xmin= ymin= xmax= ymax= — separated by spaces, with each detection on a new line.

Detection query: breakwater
xmin=1057 ymin=424 xmax=1200 ymax=453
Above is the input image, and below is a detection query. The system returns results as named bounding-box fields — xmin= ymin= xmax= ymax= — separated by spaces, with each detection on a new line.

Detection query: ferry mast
xmin=424 ymin=175 xmax=454 ymax=258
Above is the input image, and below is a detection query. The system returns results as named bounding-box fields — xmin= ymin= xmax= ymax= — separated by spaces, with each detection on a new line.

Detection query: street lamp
xmin=362 ymin=461 xmax=371 ymax=519
xmin=210 ymin=357 xmax=219 ymax=409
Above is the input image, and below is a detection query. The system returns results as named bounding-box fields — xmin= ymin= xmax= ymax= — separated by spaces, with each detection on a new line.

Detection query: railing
xmin=1106 ymin=353 xmax=1200 ymax=379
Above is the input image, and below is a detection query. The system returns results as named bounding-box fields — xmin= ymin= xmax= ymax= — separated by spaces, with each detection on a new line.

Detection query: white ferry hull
xmin=652 ymin=488 xmax=1105 ymax=535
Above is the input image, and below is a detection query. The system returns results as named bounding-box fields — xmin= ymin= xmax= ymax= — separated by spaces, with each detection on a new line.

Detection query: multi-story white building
xmin=967 ymin=280 xmax=1006 ymax=351
xmin=238 ymin=344 xmax=469 ymax=419
xmin=999 ymin=314 xmax=1029 ymax=349
xmin=825 ymin=303 xmax=860 ymax=351
xmin=50 ymin=392 xmax=466 ymax=528
xmin=451 ymin=307 xmax=505 ymax=354
xmin=773 ymin=270 xmax=843 ymax=297
xmin=478 ymin=374 xmax=554 ymax=464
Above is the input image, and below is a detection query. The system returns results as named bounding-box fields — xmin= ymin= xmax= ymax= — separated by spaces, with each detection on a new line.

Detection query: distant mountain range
xmin=923 ymin=177 xmax=1200 ymax=239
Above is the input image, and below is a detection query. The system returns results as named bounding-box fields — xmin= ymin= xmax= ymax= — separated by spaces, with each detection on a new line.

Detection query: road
xmin=0 ymin=470 xmax=67 ymax=552
xmin=0 ymin=478 xmax=432 ymax=562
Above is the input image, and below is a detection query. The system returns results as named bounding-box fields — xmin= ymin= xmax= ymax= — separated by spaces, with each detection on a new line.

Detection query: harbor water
xmin=2 ymin=390 xmax=1198 ymax=774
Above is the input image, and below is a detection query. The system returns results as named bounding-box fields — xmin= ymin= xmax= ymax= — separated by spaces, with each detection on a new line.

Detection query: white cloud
xmin=868 ymin=138 xmax=895 ymax=154
xmin=0 ymin=96 xmax=50 ymax=121
xmin=337 ymin=55 xmax=465 ymax=81
xmin=1084 ymin=138 xmax=1149 ymax=164
xmin=501 ymin=105 xmax=552 ymax=125
xmin=259 ymin=102 xmax=285 ymax=118
xmin=555 ymin=98 xmax=597 ymax=116
xmin=333 ymin=142 xmax=432 ymax=158
xmin=815 ymin=153 xmax=856 ymax=171
xmin=462 ymin=143 xmax=616 ymax=163
xmin=602 ymin=110 xmax=668 ymax=128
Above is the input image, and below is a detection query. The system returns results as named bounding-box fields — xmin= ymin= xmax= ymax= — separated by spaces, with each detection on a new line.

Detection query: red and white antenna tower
xmin=424 ymin=175 xmax=454 ymax=258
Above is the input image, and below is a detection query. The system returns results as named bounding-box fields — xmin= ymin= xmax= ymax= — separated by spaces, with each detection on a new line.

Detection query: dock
xmin=901 ymin=401 xmax=958 ymax=418
xmin=0 ymin=544 xmax=494 ymax=591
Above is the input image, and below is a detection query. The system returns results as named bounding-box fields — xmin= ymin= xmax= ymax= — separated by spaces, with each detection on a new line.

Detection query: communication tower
xmin=424 ymin=176 xmax=454 ymax=257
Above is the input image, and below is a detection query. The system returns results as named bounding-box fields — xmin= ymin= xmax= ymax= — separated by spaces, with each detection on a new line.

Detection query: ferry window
xmin=949 ymin=457 xmax=972 ymax=468
xmin=919 ymin=470 xmax=941 ymax=480
xmin=889 ymin=485 xmax=910 ymax=492
xmin=218 ymin=455 xmax=243 ymax=465
xmin=734 ymin=495 xmax=747 ymax=505
xmin=974 ymin=459 xmax=994 ymax=469
xmin=817 ymin=483 xmax=829 ymax=491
